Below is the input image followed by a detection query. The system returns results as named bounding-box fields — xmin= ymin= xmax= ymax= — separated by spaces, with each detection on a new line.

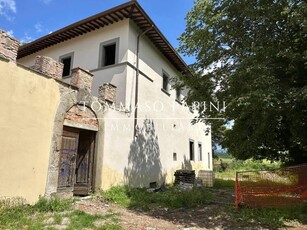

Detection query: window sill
xmin=161 ymin=88 xmax=170 ymax=96
xmin=62 ymin=75 xmax=71 ymax=79
xmin=100 ymin=63 xmax=117 ymax=69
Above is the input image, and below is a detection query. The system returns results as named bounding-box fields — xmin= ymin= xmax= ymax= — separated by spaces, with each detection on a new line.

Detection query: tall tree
xmin=178 ymin=0 xmax=307 ymax=164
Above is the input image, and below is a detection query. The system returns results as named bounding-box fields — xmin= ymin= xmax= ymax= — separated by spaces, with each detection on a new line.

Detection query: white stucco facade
xmin=18 ymin=15 xmax=212 ymax=189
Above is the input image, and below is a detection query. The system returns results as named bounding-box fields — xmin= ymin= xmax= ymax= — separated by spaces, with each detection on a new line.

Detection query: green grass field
xmin=214 ymin=157 xmax=281 ymax=179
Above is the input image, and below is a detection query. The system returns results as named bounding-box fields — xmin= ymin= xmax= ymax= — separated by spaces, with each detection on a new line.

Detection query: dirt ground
xmin=73 ymin=195 xmax=307 ymax=230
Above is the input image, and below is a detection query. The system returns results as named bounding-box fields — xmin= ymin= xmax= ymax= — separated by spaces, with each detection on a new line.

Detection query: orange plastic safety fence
xmin=235 ymin=163 xmax=307 ymax=208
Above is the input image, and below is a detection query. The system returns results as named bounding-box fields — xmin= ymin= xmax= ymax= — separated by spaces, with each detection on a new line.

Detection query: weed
xmin=0 ymin=197 xmax=26 ymax=210
xmin=101 ymin=186 xmax=130 ymax=207
xmin=33 ymin=196 xmax=72 ymax=212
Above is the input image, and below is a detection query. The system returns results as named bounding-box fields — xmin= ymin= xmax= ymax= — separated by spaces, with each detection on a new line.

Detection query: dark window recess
xmin=162 ymin=73 xmax=169 ymax=91
xmin=173 ymin=152 xmax=177 ymax=161
xmin=189 ymin=140 xmax=195 ymax=161
xmin=61 ymin=57 xmax=71 ymax=77
xmin=198 ymin=143 xmax=202 ymax=161
xmin=103 ymin=44 xmax=116 ymax=66
xmin=176 ymin=89 xmax=181 ymax=101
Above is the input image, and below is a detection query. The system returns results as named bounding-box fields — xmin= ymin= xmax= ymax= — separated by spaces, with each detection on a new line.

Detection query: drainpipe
xmin=133 ymin=25 xmax=154 ymax=137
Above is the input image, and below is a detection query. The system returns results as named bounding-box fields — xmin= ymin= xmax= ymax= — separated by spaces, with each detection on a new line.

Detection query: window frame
xmin=161 ymin=70 xmax=170 ymax=93
xmin=208 ymin=152 xmax=211 ymax=169
xmin=59 ymin=52 xmax=74 ymax=78
xmin=98 ymin=38 xmax=120 ymax=68
xmin=189 ymin=139 xmax=195 ymax=161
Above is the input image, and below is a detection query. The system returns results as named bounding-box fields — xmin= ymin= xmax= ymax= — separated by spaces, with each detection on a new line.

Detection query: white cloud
xmin=5 ymin=29 xmax=13 ymax=37
xmin=34 ymin=23 xmax=43 ymax=33
xmin=0 ymin=0 xmax=16 ymax=20
xmin=20 ymin=33 xmax=33 ymax=44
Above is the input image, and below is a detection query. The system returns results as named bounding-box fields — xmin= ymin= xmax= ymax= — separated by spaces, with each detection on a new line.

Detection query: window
xmin=162 ymin=71 xmax=169 ymax=92
xmin=176 ymin=89 xmax=181 ymax=101
xmin=198 ymin=142 xmax=202 ymax=161
xmin=173 ymin=152 xmax=177 ymax=161
xmin=103 ymin=44 xmax=116 ymax=66
xmin=99 ymin=38 xmax=119 ymax=67
xmin=189 ymin=140 xmax=195 ymax=161
xmin=59 ymin=52 xmax=74 ymax=77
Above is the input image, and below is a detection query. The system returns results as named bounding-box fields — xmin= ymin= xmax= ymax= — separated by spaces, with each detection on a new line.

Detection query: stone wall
xmin=70 ymin=67 xmax=93 ymax=91
xmin=98 ymin=83 xmax=117 ymax=103
xmin=0 ymin=29 xmax=19 ymax=62
xmin=33 ymin=56 xmax=64 ymax=79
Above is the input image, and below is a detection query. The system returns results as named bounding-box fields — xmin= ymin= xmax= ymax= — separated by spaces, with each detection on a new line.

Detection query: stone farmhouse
xmin=0 ymin=1 xmax=212 ymax=203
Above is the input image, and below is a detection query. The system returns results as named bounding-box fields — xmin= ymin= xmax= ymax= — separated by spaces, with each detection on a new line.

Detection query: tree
xmin=178 ymin=0 xmax=307 ymax=164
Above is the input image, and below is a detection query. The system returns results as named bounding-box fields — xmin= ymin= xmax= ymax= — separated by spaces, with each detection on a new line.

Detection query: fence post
xmin=235 ymin=171 xmax=239 ymax=208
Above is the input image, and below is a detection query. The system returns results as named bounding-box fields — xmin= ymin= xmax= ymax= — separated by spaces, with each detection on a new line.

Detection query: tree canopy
xmin=178 ymin=0 xmax=307 ymax=164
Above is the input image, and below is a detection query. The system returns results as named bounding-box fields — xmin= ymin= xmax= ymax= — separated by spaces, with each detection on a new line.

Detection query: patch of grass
xmin=0 ymin=197 xmax=121 ymax=230
xmin=214 ymin=158 xmax=281 ymax=179
xmin=101 ymin=185 xmax=215 ymax=210
xmin=101 ymin=186 xmax=131 ymax=207
xmin=100 ymin=223 xmax=123 ymax=230
xmin=0 ymin=204 xmax=55 ymax=229
xmin=228 ymin=203 xmax=307 ymax=229
xmin=66 ymin=210 xmax=103 ymax=229
xmin=33 ymin=196 xmax=72 ymax=212
xmin=0 ymin=197 xmax=26 ymax=210
xmin=53 ymin=212 xmax=63 ymax=224
xmin=66 ymin=210 xmax=121 ymax=230
xmin=213 ymin=178 xmax=235 ymax=189
xmin=101 ymin=183 xmax=307 ymax=229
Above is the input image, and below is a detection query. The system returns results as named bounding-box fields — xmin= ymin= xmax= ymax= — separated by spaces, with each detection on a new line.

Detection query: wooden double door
xmin=57 ymin=127 xmax=96 ymax=196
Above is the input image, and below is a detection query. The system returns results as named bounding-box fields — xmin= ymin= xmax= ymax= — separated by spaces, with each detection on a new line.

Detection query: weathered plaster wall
xmin=95 ymin=20 xmax=213 ymax=189
xmin=12 ymin=14 xmax=213 ymax=191
xmin=0 ymin=59 xmax=61 ymax=203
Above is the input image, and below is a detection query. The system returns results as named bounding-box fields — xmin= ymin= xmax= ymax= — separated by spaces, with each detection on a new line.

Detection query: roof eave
xmin=17 ymin=1 xmax=191 ymax=74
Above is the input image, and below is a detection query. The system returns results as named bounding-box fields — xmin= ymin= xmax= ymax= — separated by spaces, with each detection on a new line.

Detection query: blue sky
xmin=0 ymin=0 xmax=195 ymax=64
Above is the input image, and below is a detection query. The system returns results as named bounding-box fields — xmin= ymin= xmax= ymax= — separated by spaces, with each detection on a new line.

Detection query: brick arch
xmin=44 ymin=88 xmax=104 ymax=197
xmin=64 ymin=105 xmax=98 ymax=130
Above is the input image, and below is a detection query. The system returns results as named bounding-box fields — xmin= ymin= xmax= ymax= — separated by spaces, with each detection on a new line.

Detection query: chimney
xmin=0 ymin=29 xmax=20 ymax=62
xmin=98 ymin=83 xmax=117 ymax=104
xmin=33 ymin=56 xmax=64 ymax=79
xmin=70 ymin=67 xmax=93 ymax=92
